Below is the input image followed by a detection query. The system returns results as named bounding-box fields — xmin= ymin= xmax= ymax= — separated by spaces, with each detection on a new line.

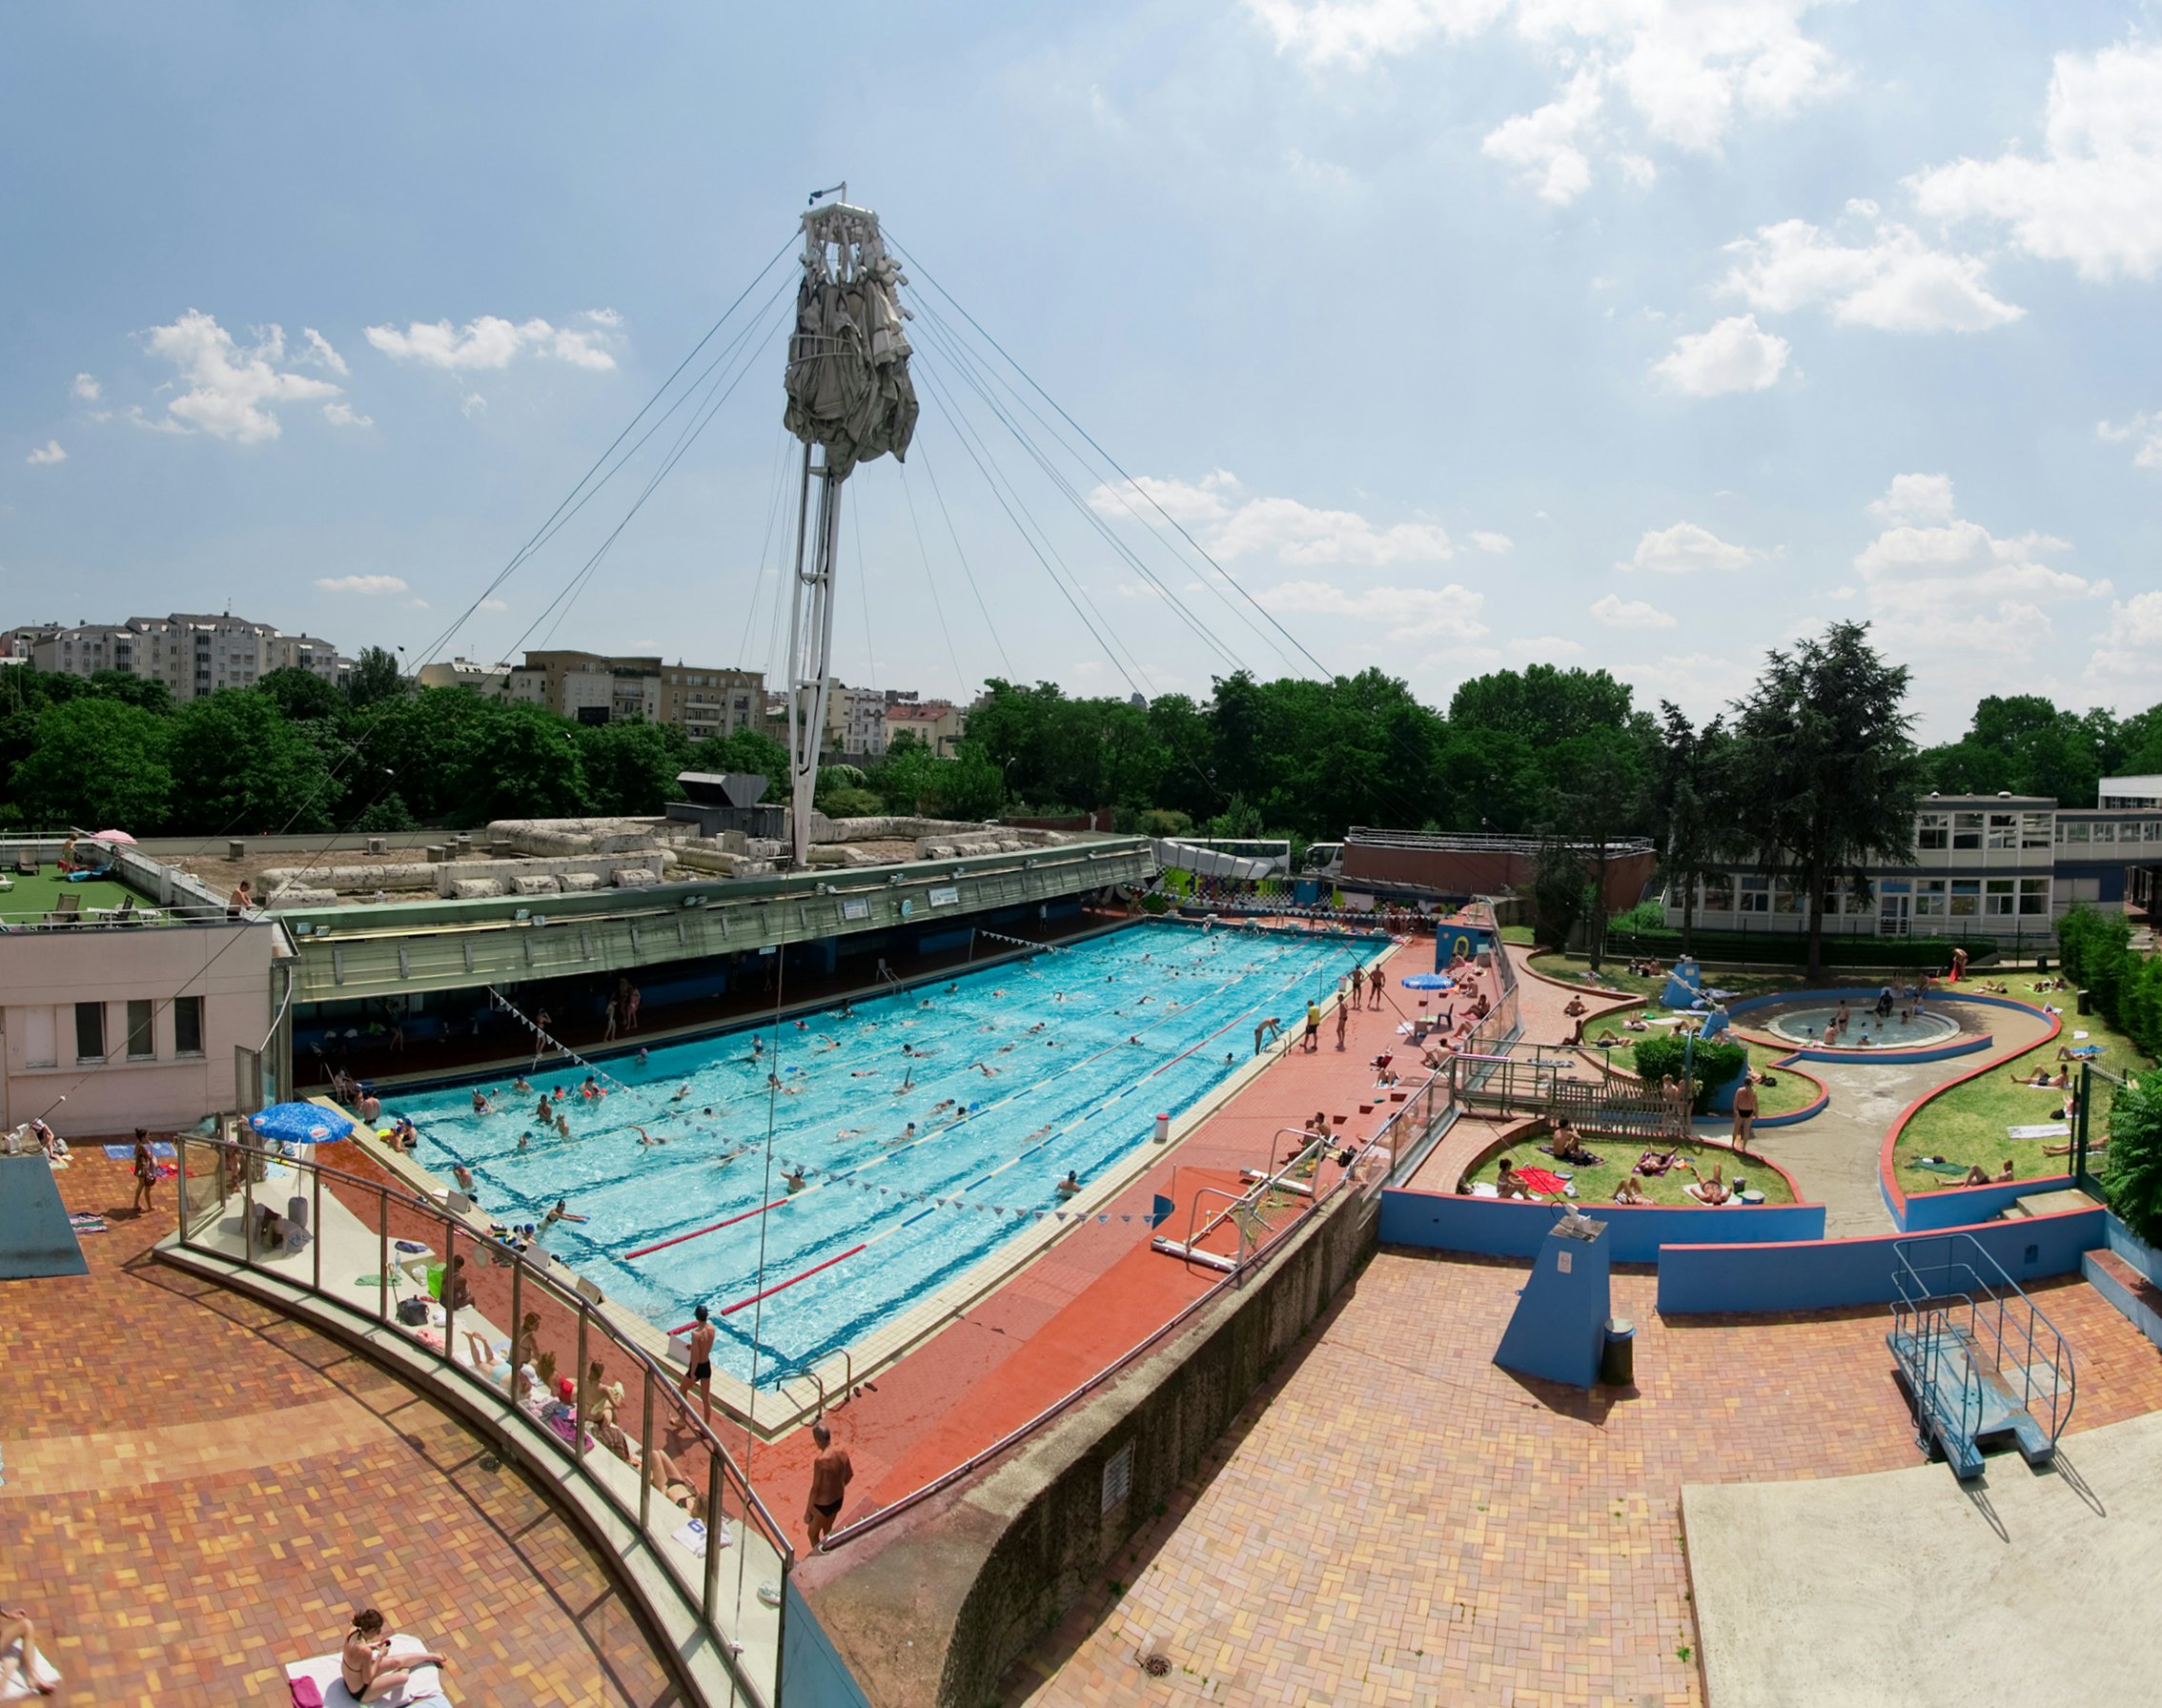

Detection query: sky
xmin=3 ymin=1 xmax=2159 ymax=742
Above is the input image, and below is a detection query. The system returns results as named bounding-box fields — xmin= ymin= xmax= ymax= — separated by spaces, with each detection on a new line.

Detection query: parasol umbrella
xmin=1399 ymin=973 xmax=1455 ymax=990
xmin=248 ymin=1103 xmax=358 ymax=1145
xmin=89 ymin=828 xmax=138 ymax=844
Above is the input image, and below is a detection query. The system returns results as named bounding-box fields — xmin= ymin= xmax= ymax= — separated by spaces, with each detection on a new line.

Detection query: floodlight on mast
xmin=779 ymin=193 xmax=917 ymax=869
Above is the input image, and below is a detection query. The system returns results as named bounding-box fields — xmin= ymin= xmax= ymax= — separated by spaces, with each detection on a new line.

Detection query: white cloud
xmin=321 ymin=401 xmax=374 ymax=429
xmin=478 ymin=597 xmax=509 ymax=612
xmin=460 ymin=393 xmax=487 ymax=418
xmin=316 ymin=574 xmax=409 ymax=595
xmin=1253 ymin=0 xmax=1842 ymax=198
xmin=136 ymin=311 xmax=345 ymax=442
xmin=1652 ymin=314 xmax=1789 ymax=396
xmin=1867 ymin=472 xmax=1957 ymax=522
xmin=1257 ymin=579 xmax=1487 ymax=639
xmin=1590 ymin=592 xmax=1676 ymax=629
xmin=2085 ymin=590 xmax=2162 ymax=694
xmin=1852 ymin=475 xmax=2105 ymax=659
xmin=365 ymin=313 xmax=621 ymax=372
xmin=1619 ymin=520 xmax=1764 ymax=575
xmin=1480 ymin=68 xmax=1602 ymax=206
xmin=1620 ymin=650 xmax=1761 ymax=717
xmin=1091 ymin=470 xmax=1455 ymax=564
xmin=298 ymin=327 xmax=350 ymax=375
xmin=1908 ymin=40 xmax=2162 ymax=283
xmin=2098 ymin=412 xmax=2162 ymax=472
xmin=1721 ymin=214 xmax=2021 ymax=333
xmin=1468 ymin=530 xmax=1514 ymax=553
xmin=71 ymin=373 xmax=100 ymax=401
xmin=25 ymin=439 xmax=66 ymax=466
xmin=1504 ymin=633 xmax=1585 ymax=658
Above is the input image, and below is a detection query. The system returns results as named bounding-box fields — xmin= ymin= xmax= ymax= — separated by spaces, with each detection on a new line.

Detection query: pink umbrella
xmin=89 ymin=829 xmax=137 ymax=844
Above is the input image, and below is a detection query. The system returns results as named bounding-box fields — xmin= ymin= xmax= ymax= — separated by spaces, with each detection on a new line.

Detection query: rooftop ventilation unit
xmin=667 ymin=771 xmax=786 ymax=841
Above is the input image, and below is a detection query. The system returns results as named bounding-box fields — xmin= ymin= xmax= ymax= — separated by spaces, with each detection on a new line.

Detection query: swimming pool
xmin=1760 ymin=1002 xmax=1960 ymax=1047
xmin=393 ymin=923 xmax=1382 ymax=1388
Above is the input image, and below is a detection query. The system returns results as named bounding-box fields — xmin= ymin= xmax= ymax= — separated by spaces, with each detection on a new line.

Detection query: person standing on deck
xmin=1335 ymin=1000 xmax=1349 ymax=1050
xmin=1368 ymin=964 xmax=1384 ymax=1006
xmin=1303 ymin=1002 xmax=1322 ymax=1051
xmin=806 ymin=1421 xmax=854 ymax=1549
xmin=1730 ymin=1074 xmax=1759 ymax=1153
xmin=680 ymin=1304 xmax=716 ymax=1423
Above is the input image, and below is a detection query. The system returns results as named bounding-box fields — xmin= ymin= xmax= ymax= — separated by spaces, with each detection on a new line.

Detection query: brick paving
xmin=0 ymin=1153 xmax=683 ymax=1708
xmin=1005 ymin=1248 xmax=2162 ymax=1707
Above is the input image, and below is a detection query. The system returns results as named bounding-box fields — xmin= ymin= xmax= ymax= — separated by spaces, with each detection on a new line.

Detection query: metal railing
xmin=1888 ymin=1232 xmax=2076 ymax=1477
xmin=171 ymin=1134 xmax=792 ymax=1707
xmin=1446 ymin=1049 xmax=1685 ymax=1141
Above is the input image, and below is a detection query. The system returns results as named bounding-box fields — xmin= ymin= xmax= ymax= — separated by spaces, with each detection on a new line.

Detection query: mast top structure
xmin=783 ymin=197 xmax=918 ymax=480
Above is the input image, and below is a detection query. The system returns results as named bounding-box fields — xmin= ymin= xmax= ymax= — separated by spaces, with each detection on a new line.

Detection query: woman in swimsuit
xmin=340 ymin=1609 xmax=448 ymax=1703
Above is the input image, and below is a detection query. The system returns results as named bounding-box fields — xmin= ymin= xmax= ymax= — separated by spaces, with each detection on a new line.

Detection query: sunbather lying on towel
xmin=1636 ymin=1149 xmax=1679 ymax=1176
xmin=341 ymin=1609 xmax=449 ymax=1703
xmin=2 ymin=1606 xmax=55 ymax=1696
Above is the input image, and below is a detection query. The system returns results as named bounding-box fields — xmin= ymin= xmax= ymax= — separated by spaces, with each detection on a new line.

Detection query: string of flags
xmin=772 ymin=1155 xmax=1172 ymax=1227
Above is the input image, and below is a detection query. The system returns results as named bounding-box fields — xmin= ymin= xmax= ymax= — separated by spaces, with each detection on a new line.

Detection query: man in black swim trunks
xmin=806 ymin=1419 xmax=853 ymax=1549
xmin=680 ymin=1303 xmax=716 ymax=1424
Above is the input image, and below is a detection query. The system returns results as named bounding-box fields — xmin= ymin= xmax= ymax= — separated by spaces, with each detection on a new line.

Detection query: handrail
xmin=1890 ymin=1232 xmax=2077 ymax=1460
xmin=170 ymin=1133 xmax=795 ymax=1574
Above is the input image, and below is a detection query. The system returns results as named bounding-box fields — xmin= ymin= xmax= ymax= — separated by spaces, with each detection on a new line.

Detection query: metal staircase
xmin=1887 ymin=1234 xmax=2075 ymax=1480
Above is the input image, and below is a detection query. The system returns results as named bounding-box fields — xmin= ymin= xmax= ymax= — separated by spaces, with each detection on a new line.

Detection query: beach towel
xmin=1908 ymin=1158 xmax=1972 ymax=1176
xmin=68 ymin=1213 xmax=106 ymax=1233
xmin=1539 ymin=1146 xmax=1605 ymax=1168
xmin=2008 ymin=1124 xmax=2070 ymax=1141
xmin=285 ymin=1635 xmax=448 ymax=1708
xmin=1 ymin=1637 xmax=61 ymax=1701
xmin=1515 ymin=1165 xmax=1567 ymax=1195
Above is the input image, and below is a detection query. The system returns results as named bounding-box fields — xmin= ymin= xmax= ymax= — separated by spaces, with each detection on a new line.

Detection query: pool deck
xmin=705 ymin=933 xmax=1452 ymax=1552
xmin=0 ymin=1152 xmax=684 ymax=1708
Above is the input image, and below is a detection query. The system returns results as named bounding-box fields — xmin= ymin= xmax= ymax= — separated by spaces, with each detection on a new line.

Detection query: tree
xmin=1448 ymin=663 xmax=1637 ymax=750
xmin=87 ymin=669 xmax=174 ymax=715
xmin=1529 ymin=831 xmax=1587 ymax=950
xmin=576 ymin=720 xmax=692 ymax=815
xmin=1649 ymin=703 xmax=1736 ymax=956
xmin=9 ymin=697 xmax=173 ymax=830
xmin=457 ymin=702 xmax=588 ymax=823
xmin=344 ymin=644 xmax=406 ymax=711
xmin=257 ymin=665 xmax=345 ymax=725
xmin=1543 ymin=726 xmax=1651 ymax=969
xmin=2101 ymin=1076 xmax=2162 ymax=1250
xmin=167 ymin=690 xmax=343 ymax=833
xmin=689 ymin=728 xmax=789 ymax=800
xmin=939 ymin=745 xmax=1006 ymax=820
xmin=1728 ymin=622 xmax=1924 ymax=979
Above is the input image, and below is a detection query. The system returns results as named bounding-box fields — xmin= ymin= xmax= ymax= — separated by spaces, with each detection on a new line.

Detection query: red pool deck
xmin=724 ymin=940 xmax=1461 ymax=1549
xmin=0 ymin=1154 xmax=681 ymax=1708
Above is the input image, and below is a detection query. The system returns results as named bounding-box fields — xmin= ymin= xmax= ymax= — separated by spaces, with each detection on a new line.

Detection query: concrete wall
xmin=0 ymin=919 xmax=279 ymax=1133
xmin=1379 ymin=1188 xmax=1826 ymax=1264
xmin=1898 ymin=1174 xmax=2074 ymax=1231
xmin=797 ymin=1190 xmax=1380 ymax=1708
xmin=782 ymin=1578 xmax=873 ymax=1708
xmin=1656 ymin=1208 xmax=2106 ymax=1313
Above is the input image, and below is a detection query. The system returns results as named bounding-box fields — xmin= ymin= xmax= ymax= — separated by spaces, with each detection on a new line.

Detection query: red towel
xmin=1515 ymin=1166 xmax=1567 ymax=1194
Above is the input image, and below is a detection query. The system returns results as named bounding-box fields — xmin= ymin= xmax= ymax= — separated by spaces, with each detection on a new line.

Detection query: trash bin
xmin=1601 ymin=1316 xmax=1636 ymax=1387
xmin=2077 ymin=988 xmax=2092 ymax=1016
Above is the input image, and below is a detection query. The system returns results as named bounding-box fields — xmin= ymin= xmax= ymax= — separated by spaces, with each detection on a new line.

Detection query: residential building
xmin=1660 ymin=790 xmax=2162 ymax=943
xmin=416 ymin=658 xmax=513 ymax=694
xmin=2099 ymin=774 xmax=2162 ymax=809
xmin=508 ymin=650 xmax=763 ymax=735
xmin=21 ymin=611 xmax=353 ymax=701
xmin=835 ymin=683 xmax=889 ymax=757
xmin=885 ymin=696 xmax=966 ymax=758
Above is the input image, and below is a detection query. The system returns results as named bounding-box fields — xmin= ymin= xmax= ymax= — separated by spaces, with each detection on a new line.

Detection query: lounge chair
xmin=44 ymin=893 xmax=81 ymax=926
xmin=11 ymin=849 xmax=34 ymax=876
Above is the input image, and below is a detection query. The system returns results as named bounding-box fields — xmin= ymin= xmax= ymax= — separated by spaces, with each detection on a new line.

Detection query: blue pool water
xmin=395 ymin=923 xmax=1381 ymax=1387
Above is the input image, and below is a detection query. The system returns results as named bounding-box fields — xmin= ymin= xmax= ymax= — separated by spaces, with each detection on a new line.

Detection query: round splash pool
xmin=1760 ymin=1003 xmax=1961 ymax=1047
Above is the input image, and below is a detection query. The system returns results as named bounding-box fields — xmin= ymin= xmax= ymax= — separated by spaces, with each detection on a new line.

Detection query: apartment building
xmin=885 ymin=696 xmax=966 ymax=758
xmin=416 ymin=658 xmax=513 ymax=694
xmin=20 ymin=612 xmax=352 ymax=700
xmin=507 ymin=650 xmax=764 ymax=735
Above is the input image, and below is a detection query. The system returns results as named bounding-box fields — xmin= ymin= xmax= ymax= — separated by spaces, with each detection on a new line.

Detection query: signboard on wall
xmin=928 ymin=885 xmax=961 ymax=908
xmin=840 ymin=898 xmax=870 ymax=922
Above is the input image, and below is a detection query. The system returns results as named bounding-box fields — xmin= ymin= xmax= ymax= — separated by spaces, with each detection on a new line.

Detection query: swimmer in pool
xmin=512 ymin=1074 xmax=533 ymax=1094
xmin=837 ymin=1128 xmax=866 ymax=1139
xmin=517 ymin=1130 xmax=531 ymax=1151
xmin=931 ymin=1099 xmax=955 ymax=1112
xmin=544 ymin=1198 xmax=588 ymax=1226
xmin=886 ymin=1123 xmax=918 ymax=1147
xmin=634 ymin=1125 xmax=666 ymax=1147
xmin=971 ymin=1063 xmax=998 ymax=1076
xmin=815 ymin=1036 xmax=842 ymax=1051
xmin=1028 ymin=1022 xmax=1047 ymax=1034
xmin=672 ymin=1084 xmax=691 ymax=1102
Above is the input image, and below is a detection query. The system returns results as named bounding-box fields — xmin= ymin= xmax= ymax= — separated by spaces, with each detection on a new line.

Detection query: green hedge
xmin=1630 ymin=1034 xmax=1749 ymax=1114
xmin=1602 ymin=926 xmax=1993 ymax=970
xmin=2059 ymin=905 xmax=2162 ymax=1061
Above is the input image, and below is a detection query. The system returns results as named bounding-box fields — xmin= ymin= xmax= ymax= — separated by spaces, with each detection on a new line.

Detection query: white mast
xmin=780 ymin=193 xmax=917 ymax=869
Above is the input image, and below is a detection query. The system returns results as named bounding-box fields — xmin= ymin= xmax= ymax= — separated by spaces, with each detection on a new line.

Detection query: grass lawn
xmin=1 ymin=864 xmax=144 ymax=922
xmin=1578 ymin=1017 xmax=1821 ymax=1120
xmin=1464 ymin=1136 xmax=1796 ymax=1207
xmin=1499 ymin=925 xmax=1537 ymax=946
xmin=1527 ymin=952 xmax=1801 ymax=1005
xmin=1895 ymin=1001 xmax=2154 ymax=1191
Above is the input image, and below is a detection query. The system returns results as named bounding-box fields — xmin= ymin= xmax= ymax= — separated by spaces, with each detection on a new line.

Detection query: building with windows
xmin=2099 ymin=774 xmax=2162 ymax=809
xmin=0 ymin=851 xmax=288 ymax=1133
xmin=1662 ymin=791 xmax=2162 ymax=943
xmin=507 ymin=650 xmax=763 ymax=736
xmin=416 ymin=657 xmax=513 ymax=694
xmin=18 ymin=611 xmax=352 ymax=701
xmin=885 ymin=696 xmax=966 ymax=758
